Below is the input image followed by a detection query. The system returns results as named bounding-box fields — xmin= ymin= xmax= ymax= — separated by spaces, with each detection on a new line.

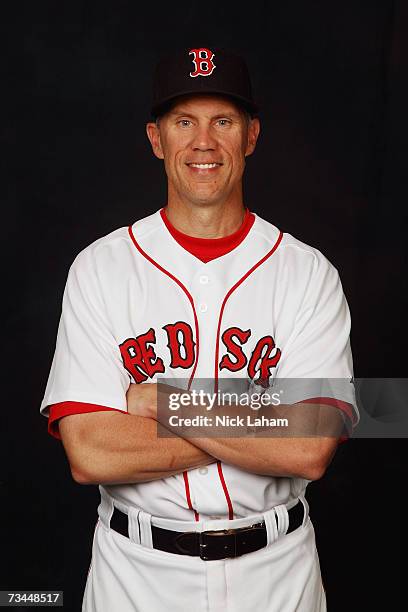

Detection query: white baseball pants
xmin=82 ymin=491 xmax=326 ymax=612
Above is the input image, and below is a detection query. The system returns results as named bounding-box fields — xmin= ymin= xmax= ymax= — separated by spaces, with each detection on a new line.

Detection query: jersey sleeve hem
xmin=40 ymin=391 xmax=128 ymax=416
xmin=295 ymin=396 xmax=357 ymax=442
xmin=297 ymin=397 xmax=357 ymax=424
xmin=48 ymin=401 xmax=129 ymax=440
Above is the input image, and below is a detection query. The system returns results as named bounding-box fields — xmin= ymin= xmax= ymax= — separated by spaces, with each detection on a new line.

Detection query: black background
xmin=2 ymin=1 xmax=408 ymax=610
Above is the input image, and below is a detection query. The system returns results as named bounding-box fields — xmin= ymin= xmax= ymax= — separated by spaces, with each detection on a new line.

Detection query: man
xmin=41 ymin=48 xmax=357 ymax=611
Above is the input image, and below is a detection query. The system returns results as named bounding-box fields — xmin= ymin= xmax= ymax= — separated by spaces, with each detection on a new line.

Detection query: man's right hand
xmin=126 ymin=382 xmax=158 ymax=419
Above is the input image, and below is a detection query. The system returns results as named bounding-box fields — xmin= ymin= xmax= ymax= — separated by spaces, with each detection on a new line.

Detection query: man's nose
xmin=191 ymin=125 xmax=217 ymax=150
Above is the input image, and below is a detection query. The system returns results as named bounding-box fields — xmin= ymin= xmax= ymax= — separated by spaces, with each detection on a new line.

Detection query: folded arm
xmin=126 ymin=383 xmax=346 ymax=481
xmin=59 ymin=408 xmax=216 ymax=486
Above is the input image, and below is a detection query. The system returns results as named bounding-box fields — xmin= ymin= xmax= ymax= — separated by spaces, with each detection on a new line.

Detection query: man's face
xmin=146 ymin=95 xmax=260 ymax=207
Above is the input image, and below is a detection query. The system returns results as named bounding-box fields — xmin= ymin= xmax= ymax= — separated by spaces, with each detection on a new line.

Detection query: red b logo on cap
xmin=189 ymin=48 xmax=216 ymax=78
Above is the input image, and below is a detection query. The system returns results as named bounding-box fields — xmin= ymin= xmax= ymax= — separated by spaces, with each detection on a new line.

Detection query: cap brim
xmin=151 ymin=90 xmax=259 ymax=118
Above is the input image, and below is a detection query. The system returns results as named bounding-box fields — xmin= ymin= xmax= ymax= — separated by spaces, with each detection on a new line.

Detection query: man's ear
xmin=146 ymin=122 xmax=164 ymax=160
xmin=245 ymin=118 xmax=261 ymax=157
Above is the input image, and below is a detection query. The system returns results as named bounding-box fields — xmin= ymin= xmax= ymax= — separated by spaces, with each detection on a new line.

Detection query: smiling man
xmin=147 ymin=93 xmax=258 ymax=214
xmin=41 ymin=48 xmax=357 ymax=611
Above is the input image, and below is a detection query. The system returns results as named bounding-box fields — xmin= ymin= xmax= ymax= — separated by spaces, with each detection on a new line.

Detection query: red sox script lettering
xmin=119 ymin=329 xmax=165 ymax=383
xmin=119 ymin=323 xmax=281 ymax=386
xmin=162 ymin=321 xmax=195 ymax=370
xmin=219 ymin=327 xmax=251 ymax=371
xmin=246 ymin=335 xmax=282 ymax=387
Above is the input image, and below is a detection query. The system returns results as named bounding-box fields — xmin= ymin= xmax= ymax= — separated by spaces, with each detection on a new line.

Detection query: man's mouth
xmin=187 ymin=163 xmax=222 ymax=169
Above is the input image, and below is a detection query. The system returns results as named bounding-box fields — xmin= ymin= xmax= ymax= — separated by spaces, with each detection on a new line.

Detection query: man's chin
xmin=184 ymin=188 xmax=227 ymax=207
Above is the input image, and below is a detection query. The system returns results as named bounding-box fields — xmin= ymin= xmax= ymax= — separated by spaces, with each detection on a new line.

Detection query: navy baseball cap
xmin=151 ymin=47 xmax=258 ymax=118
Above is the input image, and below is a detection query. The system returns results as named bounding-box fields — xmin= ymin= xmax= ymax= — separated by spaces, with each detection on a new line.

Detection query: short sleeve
xmin=272 ymin=250 xmax=359 ymax=429
xmin=40 ymin=247 xmax=130 ymax=424
xmin=47 ymin=402 xmax=126 ymax=440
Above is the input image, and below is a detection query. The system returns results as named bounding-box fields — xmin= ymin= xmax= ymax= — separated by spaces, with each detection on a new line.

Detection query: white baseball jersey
xmin=41 ymin=207 xmax=357 ymax=523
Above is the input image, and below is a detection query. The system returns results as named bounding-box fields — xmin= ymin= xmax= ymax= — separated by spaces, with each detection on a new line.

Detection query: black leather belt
xmin=110 ymin=502 xmax=304 ymax=561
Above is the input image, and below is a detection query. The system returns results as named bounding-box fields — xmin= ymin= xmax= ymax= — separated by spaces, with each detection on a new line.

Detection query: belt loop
xmin=128 ymin=508 xmax=141 ymax=545
xmin=274 ymin=504 xmax=289 ymax=535
xmin=263 ymin=507 xmax=279 ymax=546
xmin=298 ymin=495 xmax=310 ymax=526
xmin=97 ymin=485 xmax=114 ymax=529
xmin=138 ymin=510 xmax=153 ymax=549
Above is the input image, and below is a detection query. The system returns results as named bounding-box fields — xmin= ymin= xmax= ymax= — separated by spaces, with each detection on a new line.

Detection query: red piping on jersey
xmin=128 ymin=225 xmax=199 ymax=390
xmin=217 ymin=461 xmax=234 ymax=520
xmin=128 ymin=224 xmax=201 ymax=521
xmin=182 ymin=472 xmax=200 ymax=522
xmin=214 ymin=230 xmax=284 ymax=392
xmin=212 ymin=230 xmax=283 ymax=518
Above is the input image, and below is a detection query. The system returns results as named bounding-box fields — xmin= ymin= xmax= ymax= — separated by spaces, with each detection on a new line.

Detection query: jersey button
xmin=199 ymin=303 xmax=208 ymax=313
xmin=199 ymin=467 xmax=208 ymax=475
xmin=199 ymin=275 xmax=209 ymax=284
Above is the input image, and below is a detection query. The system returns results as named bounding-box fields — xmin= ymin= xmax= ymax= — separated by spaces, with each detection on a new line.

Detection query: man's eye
xmin=217 ymin=119 xmax=231 ymax=127
xmin=178 ymin=120 xmax=192 ymax=127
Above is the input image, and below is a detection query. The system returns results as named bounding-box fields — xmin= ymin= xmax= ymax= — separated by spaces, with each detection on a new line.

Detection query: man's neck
xmin=164 ymin=202 xmax=247 ymax=239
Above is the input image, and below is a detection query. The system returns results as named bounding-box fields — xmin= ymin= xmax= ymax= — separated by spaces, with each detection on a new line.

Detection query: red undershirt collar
xmin=160 ymin=207 xmax=255 ymax=263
